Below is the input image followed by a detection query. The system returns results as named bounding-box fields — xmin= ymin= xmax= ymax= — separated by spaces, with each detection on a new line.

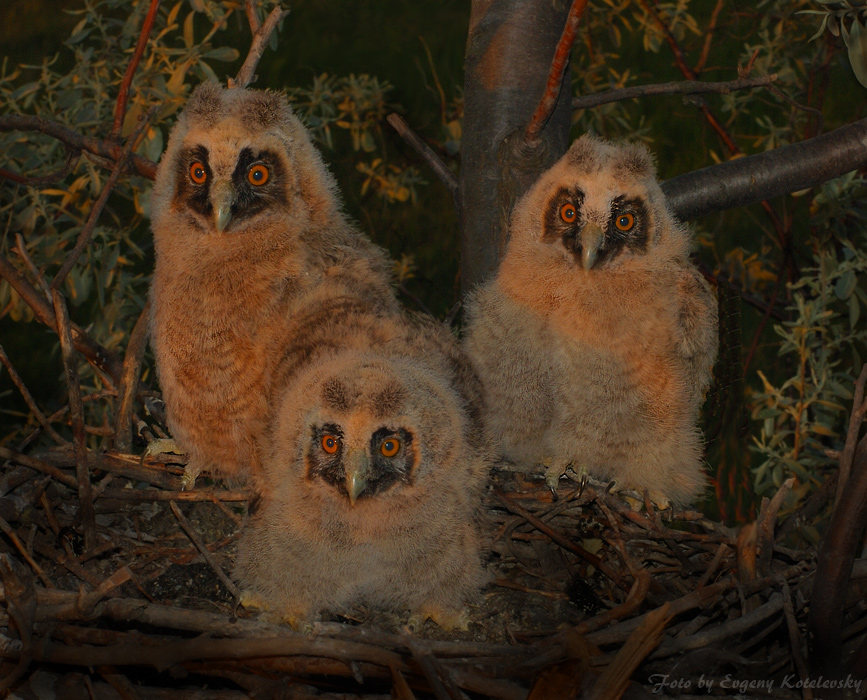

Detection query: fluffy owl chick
xmin=234 ymin=347 xmax=489 ymax=629
xmin=148 ymin=82 xmax=397 ymax=481
xmin=463 ymin=135 xmax=718 ymax=507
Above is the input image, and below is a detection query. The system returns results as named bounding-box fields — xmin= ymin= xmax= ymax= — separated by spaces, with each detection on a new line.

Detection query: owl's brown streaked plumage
xmin=148 ymin=82 xmax=397 ymax=481
xmin=463 ymin=135 xmax=718 ymax=507
xmin=235 ymin=310 xmax=490 ymax=629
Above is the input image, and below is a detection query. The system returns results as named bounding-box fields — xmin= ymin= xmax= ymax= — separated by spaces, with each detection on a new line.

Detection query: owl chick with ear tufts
xmin=463 ymin=135 xmax=718 ymax=507
xmin=148 ymin=82 xmax=397 ymax=481
xmin=235 ymin=310 xmax=490 ymax=629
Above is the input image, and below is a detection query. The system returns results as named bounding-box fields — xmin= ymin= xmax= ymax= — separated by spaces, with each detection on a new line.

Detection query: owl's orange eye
xmin=615 ymin=213 xmax=635 ymax=231
xmin=380 ymin=438 xmax=400 ymax=458
xmin=321 ymin=435 xmax=340 ymax=454
xmin=248 ymin=164 xmax=269 ymax=186
xmin=189 ymin=163 xmax=207 ymax=184
xmin=560 ymin=203 xmax=577 ymax=223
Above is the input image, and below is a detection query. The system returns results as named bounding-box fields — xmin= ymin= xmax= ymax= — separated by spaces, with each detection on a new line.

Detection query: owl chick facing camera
xmin=463 ymin=135 xmax=718 ymax=508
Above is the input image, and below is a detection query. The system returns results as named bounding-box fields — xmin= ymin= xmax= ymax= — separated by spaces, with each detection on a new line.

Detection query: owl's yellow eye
xmin=380 ymin=438 xmax=400 ymax=458
xmin=248 ymin=164 xmax=269 ymax=186
xmin=560 ymin=203 xmax=577 ymax=223
xmin=615 ymin=213 xmax=635 ymax=231
xmin=321 ymin=434 xmax=339 ymax=454
xmin=189 ymin=163 xmax=207 ymax=184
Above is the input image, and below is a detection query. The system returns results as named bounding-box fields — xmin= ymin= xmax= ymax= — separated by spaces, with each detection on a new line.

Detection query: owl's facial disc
xmin=175 ymin=144 xmax=286 ymax=234
xmin=542 ymin=186 xmax=649 ymax=269
xmin=306 ymin=424 xmax=416 ymax=504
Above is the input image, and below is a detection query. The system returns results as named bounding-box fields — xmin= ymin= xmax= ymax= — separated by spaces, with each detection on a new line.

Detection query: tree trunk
xmin=460 ymin=0 xmax=574 ymax=293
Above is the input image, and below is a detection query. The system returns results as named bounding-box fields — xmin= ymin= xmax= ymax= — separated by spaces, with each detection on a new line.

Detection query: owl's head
xmin=509 ymin=135 xmax=688 ymax=270
xmin=266 ymin=354 xmax=465 ymax=506
xmin=150 ymin=82 xmax=339 ymax=243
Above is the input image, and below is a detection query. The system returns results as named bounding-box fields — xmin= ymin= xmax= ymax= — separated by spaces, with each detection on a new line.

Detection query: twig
xmin=0 ymin=446 xmax=77 ymax=489
xmin=0 ymin=344 xmax=67 ymax=445
xmin=572 ymin=569 xmax=651 ymax=635
xmin=111 ymin=0 xmax=161 ymax=140
xmin=169 ymin=501 xmax=241 ymax=601
xmin=571 ymin=75 xmax=777 ymax=111
xmin=0 ymin=114 xmax=157 ymax=179
xmin=244 ymin=0 xmax=262 ymax=33
xmin=0 ymin=516 xmax=53 ymax=587
xmin=401 ymin=631 xmax=461 ymax=700
xmin=387 ymin=113 xmax=460 ymax=211
xmin=586 ymin=603 xmax=672 ymax=700
xmin=652 ymin=592 xmax=784 ymax=658
xmin=52 ymin=289 xmax=96 ymax=553
xmin=52 ymin=105 xmax=157 ymax=290
xmin=695 ymin=0 xmax=725 ymax=74
xmin=525 ymin=0 xmax=589 ymax=143
xmin=835 ymin=363 xmax=867 ymax=510
xmin=231 ymin=5 xmax=290 ymax=89
xmin=0 ymin=252 xmax=123 ymax=384
xmin=495 ymin=492 xmax=630 ymax=592
xmin=757 ymin=477 xmax=795 ymax=576
xmin=779 ymin=578 xmax=813 ymax=700
xmin=113 ymin=299 xmax=152 ymax=452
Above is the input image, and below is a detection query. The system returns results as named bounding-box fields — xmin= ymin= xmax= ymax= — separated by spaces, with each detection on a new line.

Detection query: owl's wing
xmin=675 ymin=264 xmax=719 ymax=402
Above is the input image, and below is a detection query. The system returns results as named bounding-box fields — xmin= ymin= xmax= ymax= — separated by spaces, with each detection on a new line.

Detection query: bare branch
xmin=387 ymin=112 xmax=459 ymax=211
xmin=113 ymin=299 xmax=152 ymax=453
xmin=0 ymin=114 xmax=157 ymax=180
xmin=51 ymin=289 xmax=96 ymax=552
xmin=231 ymin=5 xmax=290 ymax=89
xmin=571 ymin=75 xmax=777 ymax=111
xmin=52 ymin=105 xmax=157 ymax=290
xmin=244 ymin=0 xmax=262 ymax=33
xmin=0 ymin=344 xmax=67 ymax=446
xmin=525 ymin=0 xmax=589 ymax=143
xmin=662 ymin=117 xmax=867 ymax=222
xmin=111 ymin=0 xmax=161 ymax=140
xmin=0 ymin=146 xmax=81 ymax=187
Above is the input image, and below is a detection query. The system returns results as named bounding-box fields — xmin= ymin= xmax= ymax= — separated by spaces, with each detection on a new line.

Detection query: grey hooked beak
xmin=211 ymin=180 xmax=236 ymax=233
xmin=344 ymin=448 xmax=370 ymax=506
xmin=581 ymin=224 xmax=604 ymax=270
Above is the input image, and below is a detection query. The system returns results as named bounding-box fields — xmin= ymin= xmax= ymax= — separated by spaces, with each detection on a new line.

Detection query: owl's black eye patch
xmin=606 ymin=196 xmax=648 ymax=252
xmin=306 ymin=423 xmax=344 ymax=487
xmin=542 ymin=186 xmax=585 ymax=244
xmin=175 ymin=145 xmax=212 ymax=218
xmin=367 ymin=427 xmax=416 ymax=495
xmin=230 ymin=147 xmax=286 ymax=224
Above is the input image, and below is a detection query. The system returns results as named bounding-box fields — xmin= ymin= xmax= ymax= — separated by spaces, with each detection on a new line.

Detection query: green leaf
xmin=203 ymin=47 xmax=239 ymax=62
xmin=844 ymin=17 xmax=867 ymax=89
xmin=834 ymin=269 xmax=857 ymax=299
xmin=850 ymin=292 xmax=861 ymax=329
xmin=184 ymin=11 xmax=195 ymax=49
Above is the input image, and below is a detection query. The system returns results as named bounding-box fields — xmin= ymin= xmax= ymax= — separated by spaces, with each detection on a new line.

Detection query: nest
xmin=2 ymin=387 xmax=863 ymax=700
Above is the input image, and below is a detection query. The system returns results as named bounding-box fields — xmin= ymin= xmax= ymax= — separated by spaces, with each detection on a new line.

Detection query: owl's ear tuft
xmin=565 ymin=135 xmax=602 ymax=174
xmin=614 ymin=142 xmax=655 ymax=180
xmin=372 ymin=380 xmax=406 ymax=419
xmin=243 ymin=90 xmax=292 ymax=130
xmin=186 ymin=82 xmax=224 ymax=124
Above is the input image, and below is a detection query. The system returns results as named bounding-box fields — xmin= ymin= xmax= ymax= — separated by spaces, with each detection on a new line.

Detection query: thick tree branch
xmin=662 ymin=117 xmax=867 ymax=221
xmin=111 ymin=0 xmax=161 ymax=140
xmin=525 ymin=0 xmax=589 ymax=143
xmin=0 ymin=114 xmax=157 ymax=180
xmin=571 ymin=75 xmax=777 ymax=111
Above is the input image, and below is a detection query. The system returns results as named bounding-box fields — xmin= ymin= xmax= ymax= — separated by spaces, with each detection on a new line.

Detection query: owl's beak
xmin=211 ymin=180 xmax=236 ymax=233
xmin=344 ymin=448 xmax=370 ymax=506
xmin=580 ymin=224 xmax=604 ymax=270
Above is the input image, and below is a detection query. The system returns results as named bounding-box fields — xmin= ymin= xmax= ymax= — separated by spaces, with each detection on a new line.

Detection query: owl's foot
xmin=240 ymin=591 xmax=314 ymax=632
xmin=144 ymin=438 xmax=199 ymax=490
xmin=410 ymin=605 xmax=470 ymax=632
xmin=542 ymin=459 xmax=570 ymax=497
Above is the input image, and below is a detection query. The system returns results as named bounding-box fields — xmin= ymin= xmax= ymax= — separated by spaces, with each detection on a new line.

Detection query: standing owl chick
xmin=148 ymin=82 xmax=397 ymax=481
xmin=235 ymin=314 xmax=490 ymax=629
xmin=463 ymin=135 xmax=718 ymax=507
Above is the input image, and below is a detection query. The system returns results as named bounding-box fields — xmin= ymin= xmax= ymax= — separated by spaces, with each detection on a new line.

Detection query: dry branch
xmin=231 ymin=5 xmax=290 ymax=89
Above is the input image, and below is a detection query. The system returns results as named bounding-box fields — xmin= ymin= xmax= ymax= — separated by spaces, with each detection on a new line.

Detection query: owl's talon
xmin=181 ymin=464 xmax=201 ymax=491
xmin=418 ymin=605 xmax=470 ymax=632
xmin=648 ymin=490 xmax=672 ymax=513
xmin=544 ymin=460 xmax=567 ymax=495
xmin=144 ymin=437 xmax=185 ymax=459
